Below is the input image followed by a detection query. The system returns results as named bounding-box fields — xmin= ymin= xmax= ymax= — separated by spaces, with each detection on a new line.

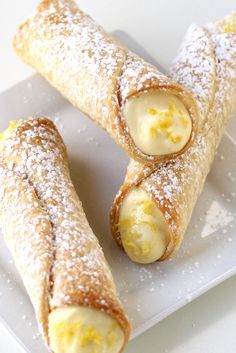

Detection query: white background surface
xmin=0 ymin=1 xmax=236 ymax=353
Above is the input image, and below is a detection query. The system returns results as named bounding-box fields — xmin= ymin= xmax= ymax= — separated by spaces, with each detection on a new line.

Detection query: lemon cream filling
xmin=0 ymin=120 xmax=22 ymax=143
xmin=217 ymin=12 xmax=236 ymax=33
xmin=118 ymin=187 xmax=170 ymax=264
xmin=49 ymin=306 xmax=124 ymax=353
xmin=123 ymin=92 xmax=192 ymax=156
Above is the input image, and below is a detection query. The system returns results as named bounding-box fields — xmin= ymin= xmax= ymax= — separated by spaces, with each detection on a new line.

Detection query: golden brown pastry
xmin=13 ymin=0 xmax=198 ymax=164
xmin=0 ymin=118 xmax=130 ymax=353
xmin=110 ymin=13 xmax=236 ymax=264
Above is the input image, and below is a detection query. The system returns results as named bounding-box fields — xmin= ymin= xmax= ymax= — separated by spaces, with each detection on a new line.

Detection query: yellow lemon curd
xmin=0 ymin=120 xmax=22 ymax=143
xmin=123 ymin=92 xmax=192 ymax=156
xmin=118 ymin=187 xmax=170 ymax=264
xmin=49 ymin=306 xmax=124 ymax=353
xmin=217 ymin=13 xmax=236 ymax=33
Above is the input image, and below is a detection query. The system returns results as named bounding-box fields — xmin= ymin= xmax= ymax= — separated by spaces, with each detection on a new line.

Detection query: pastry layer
xmin=111 ymin=13 xmax=236 ymax=262
xmin=0 ymin=118 xmax=130 ymax=352
xmin=13 ymin=0 xmax=198 ymax=163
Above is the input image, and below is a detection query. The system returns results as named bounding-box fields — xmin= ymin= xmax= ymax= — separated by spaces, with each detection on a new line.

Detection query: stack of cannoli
xmin=0 ymin=0 xmax=235 ymax=352
xmin=110 ymin=14 xmax=236 ymax=263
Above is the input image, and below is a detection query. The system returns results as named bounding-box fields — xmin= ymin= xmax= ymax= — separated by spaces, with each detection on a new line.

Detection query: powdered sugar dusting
xmin=116 ymin=20 xmax=236 ymax=256
xmin=0 ymin=118 xmax=127 ymax=339
xmin=144 ymin=23 xmax=236 ymax=244
xmin=14 ymin=0 xmax=194 ymax=163
xmin=169 ymin=25 xmax=216 ymax=122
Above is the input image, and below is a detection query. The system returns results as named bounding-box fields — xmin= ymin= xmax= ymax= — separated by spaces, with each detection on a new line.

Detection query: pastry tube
xmin=13 ymin=0 xmax=198 ymax=164
xmin=110 ymin=13 xmax=236 ymax=264
xmin=0 ymin=118 xmax=130 ymax=353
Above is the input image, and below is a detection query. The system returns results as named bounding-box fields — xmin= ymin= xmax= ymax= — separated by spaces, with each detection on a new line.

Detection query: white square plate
xmin=0 ymin=40 xmax=236 ymax=352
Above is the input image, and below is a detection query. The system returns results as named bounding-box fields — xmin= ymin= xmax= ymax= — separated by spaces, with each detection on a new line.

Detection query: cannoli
xmin=110 ymin=13 xmax=236 ymax=263
xmin=13 ymin=0 xmax=198 ymax=164
xmin=0 ymin=118 xmax=130 ymax=353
